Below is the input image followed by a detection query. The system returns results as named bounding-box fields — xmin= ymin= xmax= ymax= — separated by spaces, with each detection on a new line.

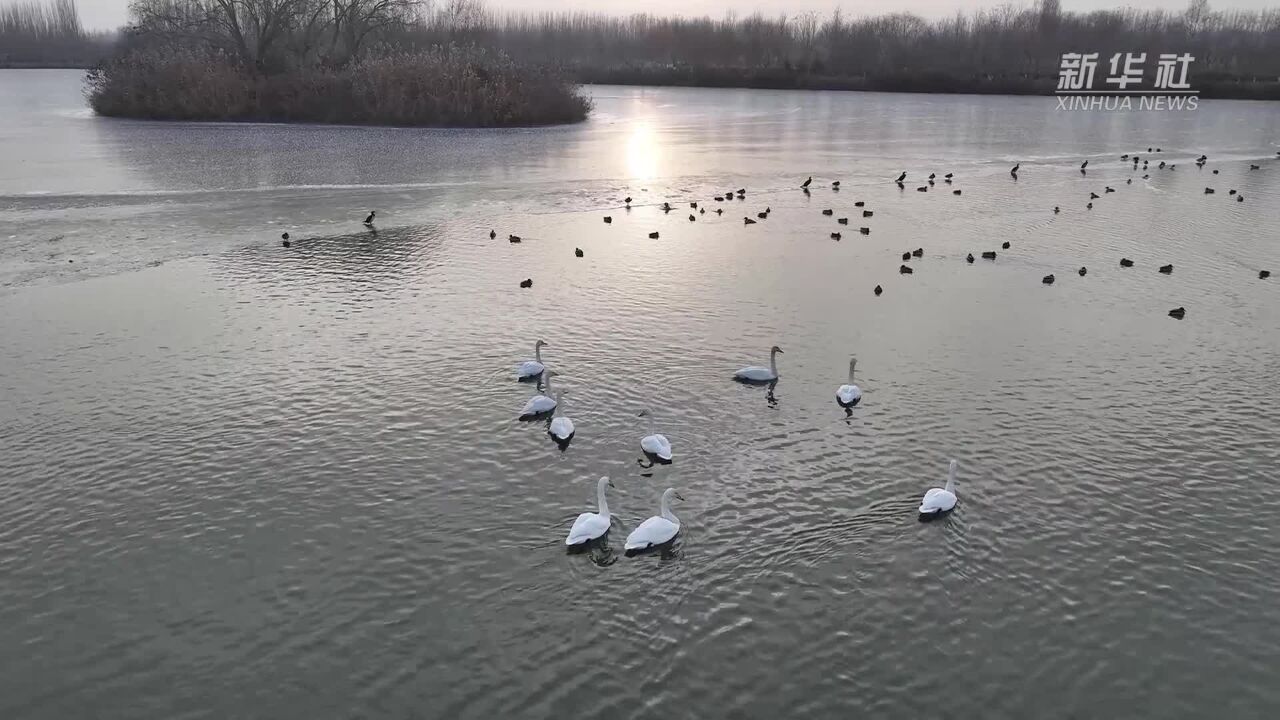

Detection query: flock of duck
xmin=512 ymin=338 xmax=956 ymax=554
xmin=278 ymin=148 xmax=1274 ymax=555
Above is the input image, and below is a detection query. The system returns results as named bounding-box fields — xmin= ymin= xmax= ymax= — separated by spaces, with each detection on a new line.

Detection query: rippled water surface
xmin=3 ymin=69 xmax=1280 ymax=718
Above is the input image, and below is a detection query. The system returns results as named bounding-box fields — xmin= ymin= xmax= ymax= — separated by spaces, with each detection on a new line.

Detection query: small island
xmin=85 ymin=0 xmax=591 ymax=127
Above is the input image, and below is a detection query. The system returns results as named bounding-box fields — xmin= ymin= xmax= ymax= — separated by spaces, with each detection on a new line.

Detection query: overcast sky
xmin=74 ymin=0 xmax=1271 ymax=32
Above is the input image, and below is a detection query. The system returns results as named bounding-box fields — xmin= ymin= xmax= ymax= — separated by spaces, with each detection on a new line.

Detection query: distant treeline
xmin=8 ymin=0 xmax=1280 ymax=102
xmin=0 ymin=0 xmax=113 ymax=67
xmin=411 ymin=0 xmax=1280 ymax=99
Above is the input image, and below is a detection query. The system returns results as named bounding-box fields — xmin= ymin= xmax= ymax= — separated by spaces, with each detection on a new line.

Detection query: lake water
xmin=3 ymin=68 xmax=1280 ymax=718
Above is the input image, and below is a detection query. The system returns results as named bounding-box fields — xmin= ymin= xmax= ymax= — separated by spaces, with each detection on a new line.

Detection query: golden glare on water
xmin=624 ymin=120 xmax=661 ymax=180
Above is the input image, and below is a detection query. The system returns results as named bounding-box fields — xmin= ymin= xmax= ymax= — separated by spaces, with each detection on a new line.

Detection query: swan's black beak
xmin=608 ymin=480 xmax=616 ymax=488
xmin=675 ymin=492 xmax=686 ymax=501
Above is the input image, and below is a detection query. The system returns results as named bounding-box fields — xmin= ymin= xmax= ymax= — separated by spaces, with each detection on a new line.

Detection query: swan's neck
xmin=945 ymin=465 xmax=956 ymax=493
xmin=770 ymin=349 xmax=779 ymax=375
xmin=542 ymin=374 xmax=552 ymax=393
xmin=535 ymin=344 xmax=542 ymax=363
xmin=848 ymin=360 xmax=856 ymax=384
xmin=660 ymin=492 xmax=678 ymax=524
xmin=597 ymin=481 xmax=610 ymax=517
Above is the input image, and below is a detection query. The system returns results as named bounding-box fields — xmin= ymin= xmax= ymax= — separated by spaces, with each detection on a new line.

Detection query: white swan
xmin=548 ymin=391 xmax=575 ymax=440
xmin=735 ymin=345 xmax=783 ymax=382
xmin=836 ymin=356 xmax=863 ymax=406
xmin=566 ymin=476 xmax=613 ymax=546
xmin=919 ymin=459 xmax=959 ymax=517
xmin=638 ymin=409 xmax=672 ymax=462
xmin=625 ymin=487 xmax=684 ymax=551
xmin=517 ymin=339 xmax=547 ymax=380
xmin=519 ymin=370 xmax=558 ymax=418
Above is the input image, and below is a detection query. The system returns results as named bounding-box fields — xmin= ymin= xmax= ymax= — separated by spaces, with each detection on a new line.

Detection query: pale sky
xmin=73 ymin=0 xmax=1275 ymax=32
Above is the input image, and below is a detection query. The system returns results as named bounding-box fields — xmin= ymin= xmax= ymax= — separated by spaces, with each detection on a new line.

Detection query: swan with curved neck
xmin=625 ymin=487 xmax=685 ymax=551
xmin=548 ymin=391 xmax=575 ymax=441
xmin=566 ymin=477 xmax=613 ymax=545
xmin=519 ymin=370 xmax=558 ymax=418
xmin=919 ymin=459 xmax=959 ymax=517
xmin=638 ymin=409 xmax=672 ymax=462
xmin=836 ymin=356 xmax=863 ymax=407
xmin=735 ymin=345 xmax=783 ymax=382
xmin=517 ymin=340 xmax=548 ymax=380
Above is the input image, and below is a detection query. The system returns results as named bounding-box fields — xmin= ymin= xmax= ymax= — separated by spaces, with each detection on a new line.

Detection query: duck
xmin=649 ymin=231 xmax=660 ymax=239
xmin=917 ymin=186 xmax=928 ymax=192
xmin=1090 ymin=192 xmax=1100 ymax=200
xmin=895 ymin=171 xmax=907 ymax=183
xmin=822 ymin=209 xmax=833 ymax=216
xmin=574 ymin=248 xmax=584 ymax=258
xmin=944 ymin=173 xmax=953 ymax=179
xmin=519 ymin=278 xmax=533 ymax=288
xmin=1087 ymin=202 xmax=1093 ymax=209
xmin=831 ymin=232 xmax=842 ymax=240
xmin=509 ymin=234 xmax=522 ymax=243
xmin=982 ymin=251 xmax=997 ymax=259
xmin=1081 ymin=160 xmax=1089 ymax=170
xmin=662 ymin=202 xmax=672 ymax=212
xmin=734 ymin=346 xmax=783 ymax=383
xmin=519 ymin=371 xmax=558 ymax=418
xmin=689 ymin=214 xmax=697 ymax=222
xmin=912 ymin=248 xmax=923 ymax=257
xmin=966 ymin=253 xmax=975 ymax=263
xmin=1250 ymin=164 xmax=1260 ymax=170
xmin=1105 ymin=186 xmax=1115 ymax=193
xmin=855 ymin=201 xmax=865 ymax=207
xmin=1168 ymin=307 xmax=1186 ymax=319
xmin=1259 ymin=270 xmax=1270 ymax=279
xmin=832 ymin=181 xmax=841 ymax=188
xmin=952 ymin=189 xmax=963 ymax=196
xmin=1120 ymin=258 xmax=1134 ymax=267
xmin=801 ymin=176 xmax=812 ymax=189
xmin=1229 ymin=189 xmax=1237 ymax=195
xmin=1079 ymin=266 xmax=1087 ymax=276
xmin=744 ymin=217 xmax=756 ymax=225
xmin=281 ymin=231 xmax=290 ymax=242
xmin=624 ymin=196 xmax=633 ymax=204
xmin=1043 ymin=274 xmax=1055 ymax=284
xmin=1204 ymin=187 xmax=1215 ymax=194
xmin=1002 ymin=241 xmax=1011 ymax=249
xmin=565 ymin=477 xmax=613 ymax=546
xmin=902 ymin=252 xmax=911 ymax=261
xmin=862 ymin=210 xmax=873 ymax=217
xmin=1011 ymin=163 xmax=1020 ymax=175
xmin=918 ymin=459 xmax=959 ymax=519
xmin=756 ymin=212 xmax=768 ymax=220
xmin=363 ymin=211 xmax=376 ymax=225
xmin=690 ymin=202 xmax=698 ymax=208
xmin=603 ymin=216 xmax=612 ymax=224
xmin=517 ymin=339 xmax=548 ymax=381
xmin=900 ymin=264 xmax=914 ymax=274
xmin=837 ymin=217 xmax=849 ymax=225
xmin=928 ymin=173 xmax=936 ymax=180
xmin=860 ymin=227 xmax=870 ymax=235
xmin=715 ymin=209 xmax=723 ymax=215
xmin=1159 ymin=264 xmax=1173 ymax=274
xmin=548 ymin=392 xmax=575 ymax=442
xmin=1054 ymin=206 xmax=1060 ymax=213
xmin=638 ymin=409 xmax=673 ymax=463
xmin=836 ymin=357 xmax=863 ymax=407
xmin=874 ymin=284 xmax=883 ymax=296
xmin=624 ymin=488 xmax=685 ymax=553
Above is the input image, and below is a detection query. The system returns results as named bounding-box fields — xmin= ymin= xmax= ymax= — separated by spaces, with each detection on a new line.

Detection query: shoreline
xmin=10 ymin=65 xmax=1278 ymax=104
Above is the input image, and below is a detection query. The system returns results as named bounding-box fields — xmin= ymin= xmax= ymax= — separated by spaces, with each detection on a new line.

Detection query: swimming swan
xmin=517 ymin=340 xmax=547 ymax=380
xmin=836 ymin=357 xmax=863 ymax=407
xmin=919 ymin=459 xmax=959 ymax=518
xmin=548 ymin=391 xmax=575 ymax=441
xmin=566 ymin=477 xmax=613 ymax=546
xmin=638 ymin=409 xmax=673 ymax=462
xmin=625 ymin=487 xmax=685 ymax=551
xmin=735 ymin=345 xmax=783 ymax=382
xmin=519 ymin=371 xmax=558 ymax=418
